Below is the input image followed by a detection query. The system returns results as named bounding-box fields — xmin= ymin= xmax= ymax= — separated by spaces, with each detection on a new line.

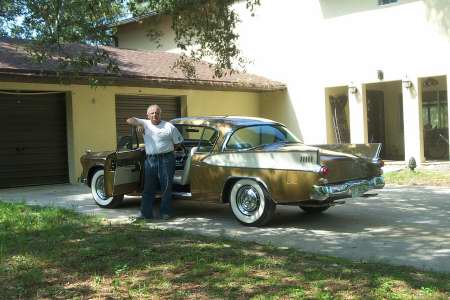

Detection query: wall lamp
xmin=348 ymin=83 xmax=358 ymax=94
xmin=402 ymin=79 xmax=413 ymax=89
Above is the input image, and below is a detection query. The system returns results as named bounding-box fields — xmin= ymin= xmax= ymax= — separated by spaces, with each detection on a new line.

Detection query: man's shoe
xmin=132 ymin=214 xmax=153 ymax=223
xmin=161 ymin=214 xmax=171 ymax=220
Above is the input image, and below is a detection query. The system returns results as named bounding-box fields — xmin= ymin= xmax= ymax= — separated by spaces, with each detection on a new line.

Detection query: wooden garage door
xmin=115 ymin=95 xmax=181 ymax=142
xmin=0 ymin=92 xmax=68 ymax=188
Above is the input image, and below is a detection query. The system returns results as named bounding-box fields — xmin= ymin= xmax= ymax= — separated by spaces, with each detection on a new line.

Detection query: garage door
xmin=0 ymin=92 xmax=68 ymax=188
xmin=115 ymin=95 xmax=181 ymax=142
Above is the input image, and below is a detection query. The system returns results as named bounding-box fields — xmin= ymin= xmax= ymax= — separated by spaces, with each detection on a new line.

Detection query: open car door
xmin=104 ymin=128 xmax=145 ymax=197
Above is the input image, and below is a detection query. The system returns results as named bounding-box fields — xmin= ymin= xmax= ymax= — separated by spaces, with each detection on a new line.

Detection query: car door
xmin=189 ymin=127 xmax=223 ymax=200
xmin=104 ymin=128 xmax=145 ymax=197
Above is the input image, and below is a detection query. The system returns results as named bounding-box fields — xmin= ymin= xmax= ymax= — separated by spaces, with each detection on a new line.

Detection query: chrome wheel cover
xmin=95 ymin=175 xmax=107 ymax=200
xmin=91 ymin=169 xmax=114 ymax=207
xmin=236 ymin=185 xmax=260 ymax=216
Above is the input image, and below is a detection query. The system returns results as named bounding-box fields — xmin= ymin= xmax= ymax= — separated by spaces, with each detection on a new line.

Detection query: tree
xmin=0 ymin=0 xmax=261 ymax=78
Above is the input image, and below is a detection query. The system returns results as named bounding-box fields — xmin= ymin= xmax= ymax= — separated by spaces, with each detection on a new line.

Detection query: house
xmin=115 ymin=0 xmax=450 ymax=163
xmin=0 ymin=38 xmax=285 ymax=188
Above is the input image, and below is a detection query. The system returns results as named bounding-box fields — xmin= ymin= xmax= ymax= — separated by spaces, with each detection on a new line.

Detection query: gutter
xmin=0 ymin=69 xmax=287 ymax=92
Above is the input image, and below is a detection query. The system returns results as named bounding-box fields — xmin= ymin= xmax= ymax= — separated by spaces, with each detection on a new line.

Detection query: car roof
xmin=170 ymin=116 xmax=282 ymax=129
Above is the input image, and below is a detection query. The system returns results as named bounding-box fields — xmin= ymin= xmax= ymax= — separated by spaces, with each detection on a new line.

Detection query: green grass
xmin=384 ymin=169 xmax=450 ymax=186
xmin=1 ymin=202 xmax=449 ymax=299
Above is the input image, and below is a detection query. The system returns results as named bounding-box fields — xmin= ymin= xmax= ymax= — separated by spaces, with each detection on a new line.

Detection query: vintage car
xmin=79 ymin=116 xmax=385 ymax=226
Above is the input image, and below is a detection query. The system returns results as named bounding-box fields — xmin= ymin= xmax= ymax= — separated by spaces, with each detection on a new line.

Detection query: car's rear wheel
xmin=230 ymin=178 xmax=275 ymax=226
xmin=91 ymin=169 xmax=123 ymax=208
xmin=299 ymin=205 xmax=329 ymax=213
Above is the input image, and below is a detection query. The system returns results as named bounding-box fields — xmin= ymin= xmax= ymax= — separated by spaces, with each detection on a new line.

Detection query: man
xmin=126 ymin=105 xmax=183 ymax=220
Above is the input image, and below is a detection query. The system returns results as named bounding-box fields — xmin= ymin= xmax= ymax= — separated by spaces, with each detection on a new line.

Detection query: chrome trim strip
xmin=172 ymin=192 xmax=192 ymax=197
xmin=204 ymin=152 xmax=320 ymax=172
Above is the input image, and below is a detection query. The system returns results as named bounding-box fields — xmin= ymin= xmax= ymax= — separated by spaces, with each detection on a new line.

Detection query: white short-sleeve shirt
xmin=136 ymin=119 xmax=183 ymax=155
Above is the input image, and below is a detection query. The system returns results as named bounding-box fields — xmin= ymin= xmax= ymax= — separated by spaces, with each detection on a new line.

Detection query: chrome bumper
xmin=310 ymin=176 xmax=385 ymax=201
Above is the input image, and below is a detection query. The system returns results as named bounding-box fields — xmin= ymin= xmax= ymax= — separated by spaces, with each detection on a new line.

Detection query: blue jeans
xmin=141 ymin=152 xmax=175 ymax=218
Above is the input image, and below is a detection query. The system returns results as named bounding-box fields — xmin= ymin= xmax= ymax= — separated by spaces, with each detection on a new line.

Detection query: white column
xmin=348 ymin=83 xmax=367 ymax=144
xmin=402 ymin=77 xmax=424 ymax=163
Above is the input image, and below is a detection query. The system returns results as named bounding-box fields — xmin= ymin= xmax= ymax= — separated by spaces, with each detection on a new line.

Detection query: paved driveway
xmin=1 ymin=184 xmax=449 ymax=273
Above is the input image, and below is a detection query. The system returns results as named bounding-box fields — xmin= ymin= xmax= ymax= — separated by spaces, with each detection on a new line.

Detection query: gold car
xmin=79 ymin=116 xmax=384 ymax=226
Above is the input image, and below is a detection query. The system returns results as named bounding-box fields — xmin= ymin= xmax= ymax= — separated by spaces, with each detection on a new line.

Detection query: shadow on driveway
xmin=1 ymin=184 xmax=449 ymax=273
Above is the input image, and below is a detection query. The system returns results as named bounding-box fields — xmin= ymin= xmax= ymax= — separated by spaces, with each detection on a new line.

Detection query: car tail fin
xmin=311 ymin=143 xmax=382 ymax=161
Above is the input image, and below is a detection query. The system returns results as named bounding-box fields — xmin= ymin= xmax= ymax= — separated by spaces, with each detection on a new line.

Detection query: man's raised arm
xmin=126 ymin=117 xmax=144 ymax=133
xmin=126 ymin=117 xmax=140 ymax=126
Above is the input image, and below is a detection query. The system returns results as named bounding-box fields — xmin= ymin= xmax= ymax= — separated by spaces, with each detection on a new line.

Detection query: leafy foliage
xmin=0 ymin=0 xmax=261 ymax=78
xmin=1 ymin=0 xmax=124 ymax=78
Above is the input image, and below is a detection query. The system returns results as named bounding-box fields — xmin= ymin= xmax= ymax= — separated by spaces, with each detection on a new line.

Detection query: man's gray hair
xmin=147 ymin=104 xmax=162 ymax=114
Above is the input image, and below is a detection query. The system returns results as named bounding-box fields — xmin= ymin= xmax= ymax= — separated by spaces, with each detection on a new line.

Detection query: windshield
xmin=225 ymin=125 xmax=300 ymax=151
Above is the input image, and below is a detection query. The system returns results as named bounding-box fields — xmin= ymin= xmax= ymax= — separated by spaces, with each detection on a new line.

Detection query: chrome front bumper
xmin=310 ymin=176 xmax=385 ymax=201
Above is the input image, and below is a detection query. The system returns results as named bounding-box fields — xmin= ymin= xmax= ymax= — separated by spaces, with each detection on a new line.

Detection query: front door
xmin=367 ymin=90 xmax=385 ymax=157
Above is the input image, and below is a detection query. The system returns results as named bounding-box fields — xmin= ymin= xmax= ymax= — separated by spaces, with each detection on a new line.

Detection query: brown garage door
xmin=0 ymin=92 xmax=68 ymax=188
xmin=115 ymin=95 xmax=181 ymax=142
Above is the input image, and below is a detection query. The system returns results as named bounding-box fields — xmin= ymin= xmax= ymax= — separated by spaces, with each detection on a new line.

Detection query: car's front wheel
xmin=299 ymin=205 xmax=329 ymax=213
xmin=91 ymin=169 xmax=123 ymax=208
xmin=230 ymin=178 xmax=275 ymax=226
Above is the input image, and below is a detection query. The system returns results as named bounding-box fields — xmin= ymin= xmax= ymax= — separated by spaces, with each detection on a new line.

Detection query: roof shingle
xmin=0 ymin=38 xmax=285 ymax=92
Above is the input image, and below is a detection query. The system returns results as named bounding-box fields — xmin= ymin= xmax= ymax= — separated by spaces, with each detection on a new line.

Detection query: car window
xmin=225 ymin=125 xmax=300 ymax=151
xmin=175 ymin=125 xmax=219 ymax=153
xmin=198 ymin=127 xmax=218 ymax=152
xmin=117 ymin=135 xmax=133 ymax=150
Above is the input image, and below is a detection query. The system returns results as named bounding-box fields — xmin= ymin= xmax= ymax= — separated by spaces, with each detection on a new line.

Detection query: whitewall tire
xmin=91 ymin=169 xmax=123 ymax=208
xmin=230 ymin=178 xmax=275 ymax=226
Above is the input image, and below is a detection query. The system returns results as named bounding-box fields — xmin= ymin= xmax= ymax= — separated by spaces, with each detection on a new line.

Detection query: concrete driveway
xmin=1 ymin=184 xmax=449 ymax=273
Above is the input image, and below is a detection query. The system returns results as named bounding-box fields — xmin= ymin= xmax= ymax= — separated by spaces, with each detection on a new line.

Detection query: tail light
xmin=319 ymin=166 xmax=329 ymax=177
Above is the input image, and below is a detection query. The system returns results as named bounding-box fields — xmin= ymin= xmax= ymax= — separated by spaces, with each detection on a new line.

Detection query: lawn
xmin=1 ymin=202 xmax=449 ymax=299
xmin=384 ymin=169 xmax=450 ymax=186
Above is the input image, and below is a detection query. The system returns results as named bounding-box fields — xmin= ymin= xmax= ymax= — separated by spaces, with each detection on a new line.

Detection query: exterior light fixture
xmin=348 ymin=82 xmax=358 ymax=94
xmin=377 ymin=70 xmax=384 ymax=80
xmin=402 ymin=75 xmax=413 ymax=89
xmin=402 ymin=79 xmax=413 ymax=89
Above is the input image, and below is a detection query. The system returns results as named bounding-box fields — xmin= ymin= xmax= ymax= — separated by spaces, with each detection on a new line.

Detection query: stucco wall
xmin=116 ymin=1 xmax=450 ymax=150
xmin=117 ymin=15 xmax=178 ymax=52
xmin=232 ymin=0 xmax=450 ymax=146
xmin=0 ymin=81 xmax=261 ymax=183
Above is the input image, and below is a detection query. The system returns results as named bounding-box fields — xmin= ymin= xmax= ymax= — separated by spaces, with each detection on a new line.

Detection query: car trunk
xmin=256 ymin=142 xmax=382 ymax=184
xmin=319 ymin=150 xmax=380 ymax=183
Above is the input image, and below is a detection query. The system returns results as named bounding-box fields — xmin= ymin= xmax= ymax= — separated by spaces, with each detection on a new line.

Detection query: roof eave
xmin=113 ymin=12 xmax=158 ymax=28
xmin=0 ymin=69 xmax=287 ymax=92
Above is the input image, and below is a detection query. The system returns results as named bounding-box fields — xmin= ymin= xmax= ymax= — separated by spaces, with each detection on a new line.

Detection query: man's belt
xmin=146 ymin=151 xmax=173 ymax=159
